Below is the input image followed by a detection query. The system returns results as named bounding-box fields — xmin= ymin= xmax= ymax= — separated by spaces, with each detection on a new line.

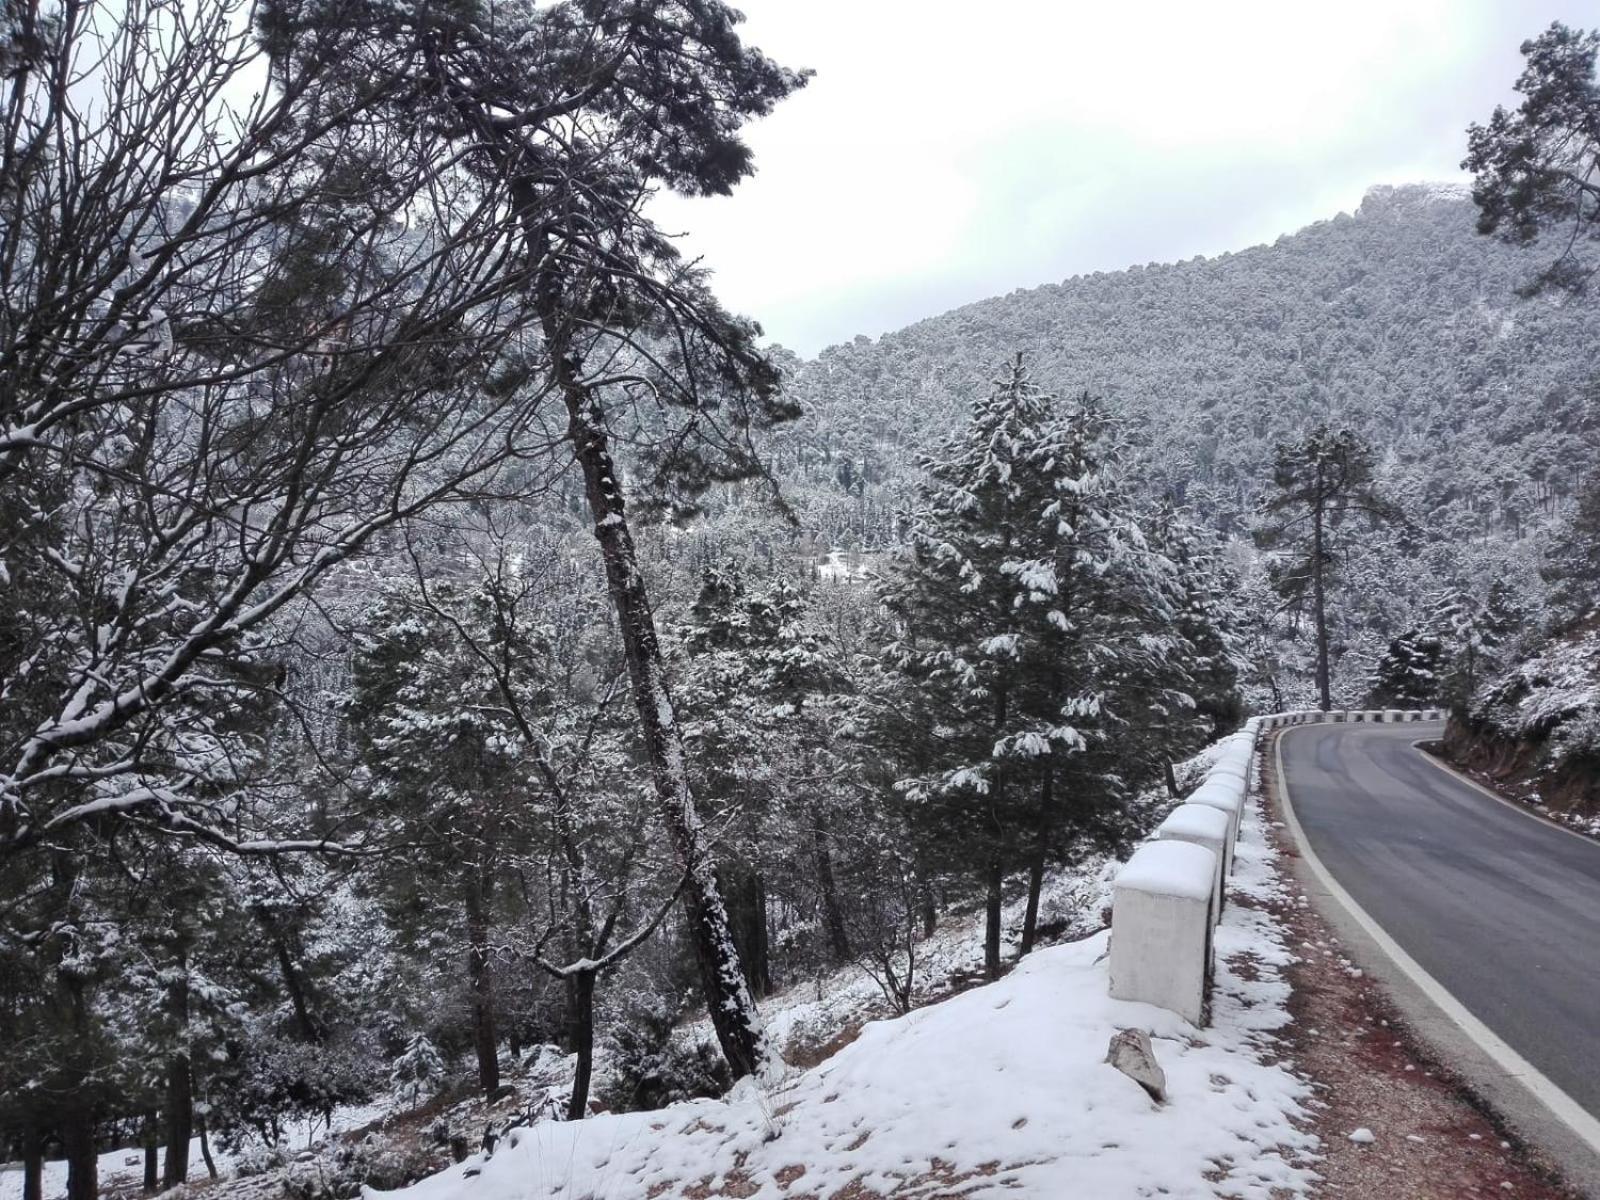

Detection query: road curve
xmin=1278 ymin=720 xmax=1600 ymax=1130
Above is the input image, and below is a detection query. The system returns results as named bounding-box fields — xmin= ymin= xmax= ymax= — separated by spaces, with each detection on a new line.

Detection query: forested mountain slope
xmin=766 ymin=182 xmax=1599 ymax=706
xmin=780 ymin=183 xmax=1596 ymax=547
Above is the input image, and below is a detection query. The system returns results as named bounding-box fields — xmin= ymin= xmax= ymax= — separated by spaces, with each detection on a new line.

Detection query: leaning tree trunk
xmin=465 ymin=872 xmax=500 ymax=1096
xmin=438 ymin=81 xmax=772 ymax=1082
xmin=197 ymin=1117 xmax=218 ymax=1180
xmin=539 ymin=316 xmax=773 ymax=1082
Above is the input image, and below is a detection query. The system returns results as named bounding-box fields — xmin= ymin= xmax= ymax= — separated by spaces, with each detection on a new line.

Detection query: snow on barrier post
xmin=1109 ymin=840 xmax=1217 ymax=1026
xmin=1155 ymin=804 xmax=1231 ymax=924
xmin=1185 ymin=779 xmax=1241 ymax=875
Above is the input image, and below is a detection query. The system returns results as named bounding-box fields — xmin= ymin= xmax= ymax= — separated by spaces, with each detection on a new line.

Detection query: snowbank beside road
xmin=376 ymin=792 xmax=1316 ymax=1200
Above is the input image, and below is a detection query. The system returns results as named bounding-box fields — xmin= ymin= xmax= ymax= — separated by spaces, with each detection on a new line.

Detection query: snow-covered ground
xmin=0 ymin=1137 xmax=231 ymax=1200
xmin=376 ymin=789 xmax=1317 ymax=1199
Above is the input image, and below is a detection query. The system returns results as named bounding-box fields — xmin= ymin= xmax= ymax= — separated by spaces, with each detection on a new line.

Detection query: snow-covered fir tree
xmin=880 ymin=356 xmax=1223 ymax=977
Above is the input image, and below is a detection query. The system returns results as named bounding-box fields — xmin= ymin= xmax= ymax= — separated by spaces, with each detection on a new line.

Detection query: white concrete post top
xmin=1156 ymin=803 xmax=1232 ymax=844
xmin=1114 ymin=838 xmax=1217 ymax=903
xmin=1183 ymin=778 xmax=1243 ymax=876
xmin=1187 ymin=778 xmax=1243 ymax=829
xmin=1155 ymin=804 xmax=1231 ymax=925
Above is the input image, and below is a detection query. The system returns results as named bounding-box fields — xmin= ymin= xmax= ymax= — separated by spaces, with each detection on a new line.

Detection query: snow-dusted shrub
xmin=283 ymin=1135 xmax=441 ymax=1200
xmin=212 ymin=1030 xmax=383 ymax=1150
xmin=598 ymin=995 xmax=730 ymax=1113
xmin=231 ymin=1143 xmax=290 ymax=1178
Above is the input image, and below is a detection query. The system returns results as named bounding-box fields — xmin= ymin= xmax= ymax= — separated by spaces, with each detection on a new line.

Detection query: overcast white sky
xmin=651 ymin=1 xmax=1595 ymax=356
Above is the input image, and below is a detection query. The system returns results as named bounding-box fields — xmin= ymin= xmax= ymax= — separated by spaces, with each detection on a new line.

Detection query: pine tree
xmin=1257 ymin=426 xmax=1395 ymax=711
xmin=286 ymin=0 xmax=813 ymax=1083
xmin=347 ymin=584 xmax=536 ymax=1096
xmin=1435 ymin=580 xmax=1525 ymax=711
xmin=390 ymin=1034 xmax=445 ymax=1109
xmin=1148 ymin=505 xmax=1247 ymax=742
xmin=1465 ymin=22 xmax=1600 ymax=293
xmin=1367 ymin=629 xmax=1445 ymax=707
xmin=679 ymin=566 xmax=856 ymax=983
xmin=882 ymin=357 xmax=1190 ymax=976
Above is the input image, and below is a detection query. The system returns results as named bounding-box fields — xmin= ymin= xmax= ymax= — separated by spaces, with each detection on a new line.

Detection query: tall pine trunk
xmin=162 ymin=954 xmax=193 ymax=1189
xmin=1020 ymin=774 xmax=1051 ymax=957
xmin=63 ymin=1106 xmax=96 ymax=1200
xmin=440 ymin=83 xmax=773 ymax=1081
xmin=539 ymin=307 xmax=772 ymax=1081
xmin=812 ymin=811 xmax=851 ymax=962
xmin=21 ymin=1120 xmax=43 ymax=1200
xmin=141 ymin=1112 xmax=158 ymax=1192
xmin=724 ymin=868 xmax=772 ymax=997
xmin=62 ymin=979 xmax=96 ymax=1200
xmin=1312 ymin=494 xmax=1332 ymax=712
xmin=983 ymin=856 xmax=1004 ymax=980
xmin=564 ymin=970 xmax=596 ymax=1121
xmin=465 ymin=872 xmax=500 ymax=1095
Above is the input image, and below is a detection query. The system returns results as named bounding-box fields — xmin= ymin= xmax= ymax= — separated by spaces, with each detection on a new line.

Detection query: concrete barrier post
xmin=1155 ymin=804 xmax=1232 ymax=924
xmin=1109 ymin=840 xmax=1218 ymax=1026
xmin=1186 ymin=779 xmax=1243 ymax=873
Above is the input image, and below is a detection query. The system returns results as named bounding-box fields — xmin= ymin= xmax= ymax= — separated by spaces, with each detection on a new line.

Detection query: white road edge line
xmin=1407 ymin=736 xmax=1600 ymax=849
xmin=1272 ymin=724 xmax=1600 ymax=1157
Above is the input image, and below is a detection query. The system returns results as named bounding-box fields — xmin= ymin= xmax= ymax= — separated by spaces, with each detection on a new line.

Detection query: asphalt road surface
xmin=1279 ymin=720 xmax=1600 ymax=1122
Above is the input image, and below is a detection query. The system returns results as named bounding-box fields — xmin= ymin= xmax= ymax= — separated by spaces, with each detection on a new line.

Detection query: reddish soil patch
xmin=1260 ymin=744 xmax=1581 ymax=1200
